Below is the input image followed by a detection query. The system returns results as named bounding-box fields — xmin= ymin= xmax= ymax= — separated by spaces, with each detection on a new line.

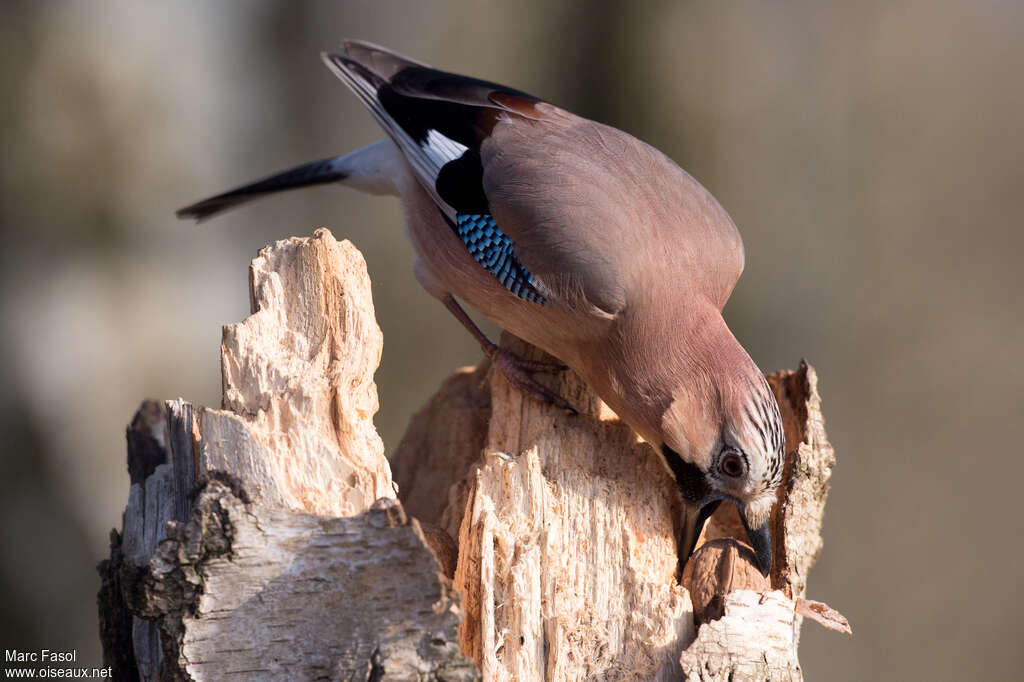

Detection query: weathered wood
xmin=99 ymin=230 xmax=474 ymax=680
xmin=766 ymin=362 xmax=836 ymax=605
xmin=208 ymin=229 xmax=394 ymax=516
xmin=678 ymin=590 xmax=803 ymax=682
xmin=137 ymin=477 xmax=473 ymax=680
xmin=391 ymin=364 xmax=491 ymax=543
xmin=394 ymin=341 xmax=843 ymax=681
xmin=100 ymin=228 xmax=843 ymax=681
xmin=449 ymin=338 xmax=693 ymax=682
xmin=113 ymin=398 xmax=196 ymax=680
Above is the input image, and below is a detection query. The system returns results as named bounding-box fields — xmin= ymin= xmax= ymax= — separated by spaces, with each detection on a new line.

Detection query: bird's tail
xmin=176 ymin=139 xmax=398 ymax=222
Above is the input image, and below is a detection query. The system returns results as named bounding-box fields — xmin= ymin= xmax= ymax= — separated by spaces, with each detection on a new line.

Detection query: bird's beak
xmin=740 ymin=511 xmax=773 ymax=577
xmin=679 ymin=499 xmax=722 ymax=572
xmin=679 ymin=498 xmax=774 ymax=577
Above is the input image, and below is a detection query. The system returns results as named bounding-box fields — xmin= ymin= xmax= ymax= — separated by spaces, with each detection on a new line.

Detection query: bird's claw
xmin=489 ymin=348 xmax=578 ymax=415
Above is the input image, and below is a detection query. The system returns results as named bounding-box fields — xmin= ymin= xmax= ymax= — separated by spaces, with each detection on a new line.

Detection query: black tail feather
xmin=176 ymin=155 xmax=348 ymax=221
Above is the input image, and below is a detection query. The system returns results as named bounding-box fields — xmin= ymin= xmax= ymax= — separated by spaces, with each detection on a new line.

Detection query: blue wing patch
xmin=456 ymin=213 xmax=546 ymax=305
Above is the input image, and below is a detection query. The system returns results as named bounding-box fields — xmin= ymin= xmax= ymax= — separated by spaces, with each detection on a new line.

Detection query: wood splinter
xmin=683 ymin=537 xmax=849 ymax=635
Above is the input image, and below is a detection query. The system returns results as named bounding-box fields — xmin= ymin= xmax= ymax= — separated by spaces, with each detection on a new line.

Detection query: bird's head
xmin=658 ymin=356 xmax=785 ymax=577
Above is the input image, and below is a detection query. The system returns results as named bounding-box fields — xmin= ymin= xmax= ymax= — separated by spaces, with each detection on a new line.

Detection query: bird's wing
xmin=482 ymin=114 xmax=746 ymax=313
xmin=323 ymin=40 xmax=743 ymax=313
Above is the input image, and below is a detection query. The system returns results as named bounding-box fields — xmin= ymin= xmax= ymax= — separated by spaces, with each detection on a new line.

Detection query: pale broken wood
xmin=206 ymin=228 xmax=394 ymax=515
xmin=100 ymin=228 xmax=841 ymax=681
xmin=392 ymin=340 xmax=841 ymax=681
xmin=99 ymin=229 xmax=474 ymax=680
xmin=452 ymin=338 xmax=694 ymax=682
xmin=678 ymin=590 xmax=804 ymax=682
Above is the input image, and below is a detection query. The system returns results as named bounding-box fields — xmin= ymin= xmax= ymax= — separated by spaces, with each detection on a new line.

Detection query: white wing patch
xmin=424 ymin=129 xmax=468 ymax=167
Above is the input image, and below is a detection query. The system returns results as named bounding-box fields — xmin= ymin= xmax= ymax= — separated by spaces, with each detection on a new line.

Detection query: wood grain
xmin=99 ymin=229 xmax=843 ymax=681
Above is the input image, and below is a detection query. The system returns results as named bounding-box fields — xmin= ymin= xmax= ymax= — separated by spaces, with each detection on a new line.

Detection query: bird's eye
xmin=719 ymin=451 xmax=745 ymax=478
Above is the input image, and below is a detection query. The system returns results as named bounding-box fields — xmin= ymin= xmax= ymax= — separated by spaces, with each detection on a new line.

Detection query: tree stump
xmin=98 ymin=228 xmax=845 ymax=681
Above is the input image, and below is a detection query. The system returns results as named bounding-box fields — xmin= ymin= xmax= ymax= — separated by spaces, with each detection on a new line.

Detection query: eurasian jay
xmin=178 ymin=40 xmax=785 ymax=576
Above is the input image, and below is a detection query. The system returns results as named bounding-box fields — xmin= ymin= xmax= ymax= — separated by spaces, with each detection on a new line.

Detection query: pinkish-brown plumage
xmin=178 ymin=40 xmax=784 ymax=575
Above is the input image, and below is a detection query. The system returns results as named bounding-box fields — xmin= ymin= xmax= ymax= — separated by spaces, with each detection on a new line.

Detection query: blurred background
xmin=1 ymin=1 xmax=1021 ymax=679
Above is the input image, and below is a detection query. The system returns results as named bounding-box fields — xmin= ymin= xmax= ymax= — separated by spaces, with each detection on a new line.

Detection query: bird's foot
xmin=487 ymin=347 xmax=577 ymax=415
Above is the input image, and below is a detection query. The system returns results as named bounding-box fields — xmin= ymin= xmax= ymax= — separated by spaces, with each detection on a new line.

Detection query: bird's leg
xmin=441 ymin=295 xmax=577 ymax=414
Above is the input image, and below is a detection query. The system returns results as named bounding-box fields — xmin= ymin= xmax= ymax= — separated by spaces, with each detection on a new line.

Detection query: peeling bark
xmin=141 ymin=478 xmax=473 ymax=680
xmin=98 ymin=230 xmax=475 ymax=680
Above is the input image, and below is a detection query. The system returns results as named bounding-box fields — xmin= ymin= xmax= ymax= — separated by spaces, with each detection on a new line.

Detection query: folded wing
xmin=323 ymin=40 xmax=743 ymax=315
